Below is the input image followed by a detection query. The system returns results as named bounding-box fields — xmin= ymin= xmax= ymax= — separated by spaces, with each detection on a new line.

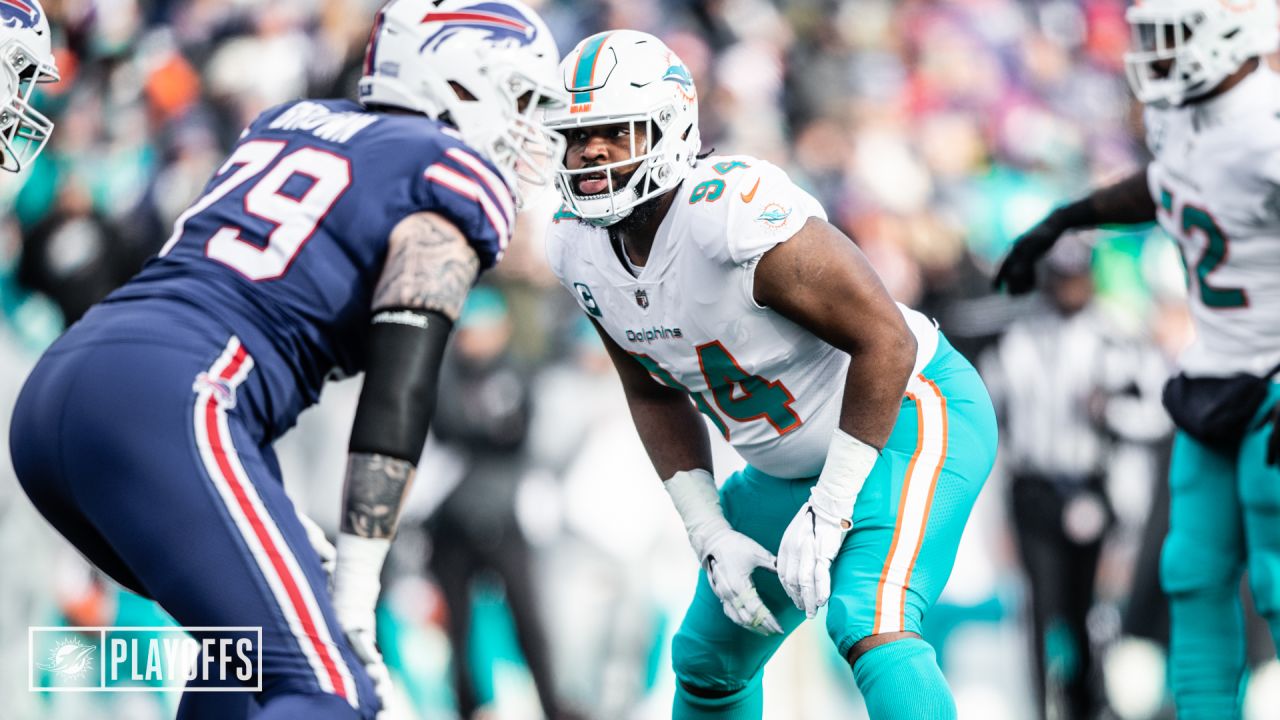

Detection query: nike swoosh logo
xmin=739 ymin=178 xmax=760 ymax=203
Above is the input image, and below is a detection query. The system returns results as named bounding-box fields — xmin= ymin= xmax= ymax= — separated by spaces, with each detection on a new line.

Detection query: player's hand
xmin=333 ymin=534 xmax=394 ymax=717
xmin=297 ymin=511 xmax=336 ymax=581
xmin=664 ymin=469 xmax=783 ymax=636
xmin=698 ymin=526 xmax=785 ymax=636
xmin=1267 ymin=407 xmax=1280 ymax=467
xmin=343 ymin=622 xmax=394 ymax=719
xmin=777 ymin=493 xmax=851 ymax=619
xmin=992 ymin=216 xmax=1067 ymax=295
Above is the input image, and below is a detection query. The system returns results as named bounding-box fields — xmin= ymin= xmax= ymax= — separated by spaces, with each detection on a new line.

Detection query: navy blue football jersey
xmin=107 ymin=99 xmax=514 ymax=435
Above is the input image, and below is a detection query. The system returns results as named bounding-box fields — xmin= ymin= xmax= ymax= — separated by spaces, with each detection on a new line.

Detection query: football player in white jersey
xmin=994 ymin=1 xmax=1280 ymax=717
xmin=542 ymin=30 xmax=998 ymax=720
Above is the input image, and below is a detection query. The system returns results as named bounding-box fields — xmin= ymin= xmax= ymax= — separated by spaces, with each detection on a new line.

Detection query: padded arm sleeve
xmin=348 ymin=309 xmax=454 ymax=463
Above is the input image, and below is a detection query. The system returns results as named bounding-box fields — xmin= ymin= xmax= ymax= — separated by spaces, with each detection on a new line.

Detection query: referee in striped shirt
xmin=981 ymin=238 xmax=1169 ymax=720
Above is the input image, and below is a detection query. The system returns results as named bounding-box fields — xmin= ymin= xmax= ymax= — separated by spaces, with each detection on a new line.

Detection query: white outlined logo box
xmin=29 ymin=626 xmax=262 ymax=692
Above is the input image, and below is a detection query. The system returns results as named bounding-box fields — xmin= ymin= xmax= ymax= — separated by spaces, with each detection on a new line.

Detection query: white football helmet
xmin=1124 ymin=0 xmax=1280 ymax=106
xmin=359 ymin=0 xmax=566 ymax=206
xmin=0 ymin=0 xmax=58 ymax=173
xmin=544 ymin=30 xmax=701 ymax=227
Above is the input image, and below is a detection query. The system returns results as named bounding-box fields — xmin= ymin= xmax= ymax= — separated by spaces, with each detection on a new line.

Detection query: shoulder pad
xmin=681 ymin=155 xmax=827 ymax=264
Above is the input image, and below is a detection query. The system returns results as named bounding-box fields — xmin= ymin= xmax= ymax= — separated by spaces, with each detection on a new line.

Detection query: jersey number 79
xmin=159 ymin=140 xmax=353 ymax=281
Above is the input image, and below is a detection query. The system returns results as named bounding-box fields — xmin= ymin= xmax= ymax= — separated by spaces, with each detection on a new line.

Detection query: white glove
xmin=333 ymin=533 xmax=394 ymax=718
xmin=666 ymin=469 xmax=783 ymax=636
xmin=778 ymin=430 xmax=879 ymax=618
xmin=296 ymin=511 xmax=336 ymax=582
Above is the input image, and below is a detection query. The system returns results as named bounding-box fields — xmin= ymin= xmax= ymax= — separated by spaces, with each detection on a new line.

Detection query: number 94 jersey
xmin=108 ymin=99 xmax=514 ymax=436
xmin=1145 ymin=69 xmax=1280 ymax=378
xmin=545 ymin=155 xmax=939 ymax=478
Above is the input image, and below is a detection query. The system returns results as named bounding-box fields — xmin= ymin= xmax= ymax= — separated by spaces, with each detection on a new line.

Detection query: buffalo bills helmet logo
xmin=0 ymin=0 xmax=40 ymax=29
xmin=419 ymin=3 xmax=537 ymax=52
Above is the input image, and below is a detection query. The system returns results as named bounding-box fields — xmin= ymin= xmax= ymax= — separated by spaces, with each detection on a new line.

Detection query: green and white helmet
xmin=544 ymin=30 xmax=701 ymax=227
xmin=1124 ymin=0 xmax=1280 ymax=106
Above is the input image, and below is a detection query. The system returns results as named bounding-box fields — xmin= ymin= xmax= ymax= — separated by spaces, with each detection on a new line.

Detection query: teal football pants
xmin=670 ymin=334 xmax=998 ymax=713
xmin=1163 ymin=384 xmax=1280 ymax=719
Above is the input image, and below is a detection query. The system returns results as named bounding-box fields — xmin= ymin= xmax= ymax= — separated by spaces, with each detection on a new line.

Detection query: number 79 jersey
xmin=545 ymin=155 xmax=939 ymax=478
xmin=1145 ymin=69 xmax=1280 ymax=378
xmin=108 ymin=99 xmax=514 ymax=435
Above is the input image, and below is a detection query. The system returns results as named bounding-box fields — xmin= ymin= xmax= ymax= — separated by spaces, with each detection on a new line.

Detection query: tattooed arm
xmin=332 ymin=212 xmax=479 ymax=703
xmin=341 ymin=211 xmax=479 ymax=539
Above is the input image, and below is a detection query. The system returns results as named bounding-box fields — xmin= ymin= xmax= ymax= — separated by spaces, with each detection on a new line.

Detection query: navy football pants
xmin=10 ymin=301 xmax=377 ymax=719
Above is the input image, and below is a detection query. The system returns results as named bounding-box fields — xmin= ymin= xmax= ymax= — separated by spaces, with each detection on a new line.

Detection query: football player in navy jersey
xmin=8 ymin=1 xmax=564 ymax=718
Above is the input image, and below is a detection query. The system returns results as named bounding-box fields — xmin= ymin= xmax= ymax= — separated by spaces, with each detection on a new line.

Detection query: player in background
xmin=542 ymin=30 xmax=998 ymax=720
xmin=0 ymin=0 xmax=59 ymax=172
xmin=8 ymin=1 xmax=564 ymax=718
xmin=993 ymin=2 xmax=1280 ymax=717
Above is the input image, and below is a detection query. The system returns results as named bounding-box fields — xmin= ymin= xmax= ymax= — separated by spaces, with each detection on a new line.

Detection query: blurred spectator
xmin=426 ymin=287 xmax=580 ymax=720
xmin=16 ymin=179 xmax=151 ymax=325
xmin=980 ymin=238 xmax=1170 ymax=720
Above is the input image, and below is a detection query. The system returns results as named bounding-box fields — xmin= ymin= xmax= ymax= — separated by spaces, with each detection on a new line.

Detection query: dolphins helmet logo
xmin=662 ymin=64 xmax=693 ymax=89
xmin=662 ymin=58 xmax=695 ymax=102
xmin=0 ymin=0 xmax=41 ymax=29
xmin=419 ymin=3 xmax=537 ymax=52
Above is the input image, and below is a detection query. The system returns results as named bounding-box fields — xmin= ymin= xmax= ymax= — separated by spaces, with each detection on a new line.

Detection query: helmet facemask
xmin=458 ymin=65 xmax=567 ymax=205
xmin=0 ymin=39 xmax=57 ymax=173
xmin=554 ymin=106 xmax=691 ymax=227
xmin=1124 ymin=14 xmax=1207 ymax=106
xmin=1123 ymin=1 xmax=1278 ymax=107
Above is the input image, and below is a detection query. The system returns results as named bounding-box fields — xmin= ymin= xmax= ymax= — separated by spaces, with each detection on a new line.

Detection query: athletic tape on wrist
xmin=664 ymin=469 xmax=731 ymax=542
xmin=813 ymin=429 xmax=880 ymax=521
xmin=334 ymin=533 xmax=391 ymax=619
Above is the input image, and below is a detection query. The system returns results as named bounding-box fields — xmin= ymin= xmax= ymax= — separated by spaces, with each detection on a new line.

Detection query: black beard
xmin=608 ymin=192 xmax=664 ymax=235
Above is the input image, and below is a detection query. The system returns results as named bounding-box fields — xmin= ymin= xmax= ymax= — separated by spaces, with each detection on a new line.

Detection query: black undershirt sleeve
xmin=348 ymin=309 xmax=454 ymax=463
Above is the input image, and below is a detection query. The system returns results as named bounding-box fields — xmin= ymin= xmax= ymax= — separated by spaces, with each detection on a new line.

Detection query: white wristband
xmin=812 ymin=429 xmax=880 ymax=522
xmin=664 ymin=469 xmax=731 ymax=549
xmin=333 ymin=533 xmax=391 ymax=620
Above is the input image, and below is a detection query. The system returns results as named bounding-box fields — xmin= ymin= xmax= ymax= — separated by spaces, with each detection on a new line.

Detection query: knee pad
xmin=826 ymin=593 xmax=924 ymax=658
xmin=671 ymin=628 xmax=757 ymax=696
xmin=1161 ymin=529 xmax=1243 ymax=595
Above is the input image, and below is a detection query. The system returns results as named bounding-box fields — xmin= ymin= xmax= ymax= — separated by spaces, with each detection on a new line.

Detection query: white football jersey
xmin=1145 ymin=68 xmax=1280 ymax=377
xmin=545 ymin=155 xmax=939 ymax=478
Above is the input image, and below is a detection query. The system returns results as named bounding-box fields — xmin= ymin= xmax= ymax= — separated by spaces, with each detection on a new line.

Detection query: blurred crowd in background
xmin=2 ymin=0 xmax=1277 ymax=718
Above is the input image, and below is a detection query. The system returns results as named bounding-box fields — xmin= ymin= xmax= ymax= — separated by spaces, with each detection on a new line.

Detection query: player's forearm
xmin=628 ymin=392 xmax=714 ymax=480
xmin=1053 ymin=166 xmax=1156 ymax=230
xmin=591 ymin=318 xmax=713 ymax=479
xmin=338 ymin=212 xmax=478 ymax=539
xmin=340 ymin=453 xmax=416 ymax=538
xmin=838 ymin=329 xmax=916 ymax=450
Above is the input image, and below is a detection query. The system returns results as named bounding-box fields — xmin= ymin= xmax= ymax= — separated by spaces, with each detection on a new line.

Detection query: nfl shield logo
xmin=635 ymin=289 xmax=649 ymax=308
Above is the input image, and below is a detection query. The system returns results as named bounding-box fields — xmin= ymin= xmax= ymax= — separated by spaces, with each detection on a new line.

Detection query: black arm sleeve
xmin=1053 ymin=166 xmax=1156 ymax=229
xmin=348 ymin=309 xmax=454 ymax=463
